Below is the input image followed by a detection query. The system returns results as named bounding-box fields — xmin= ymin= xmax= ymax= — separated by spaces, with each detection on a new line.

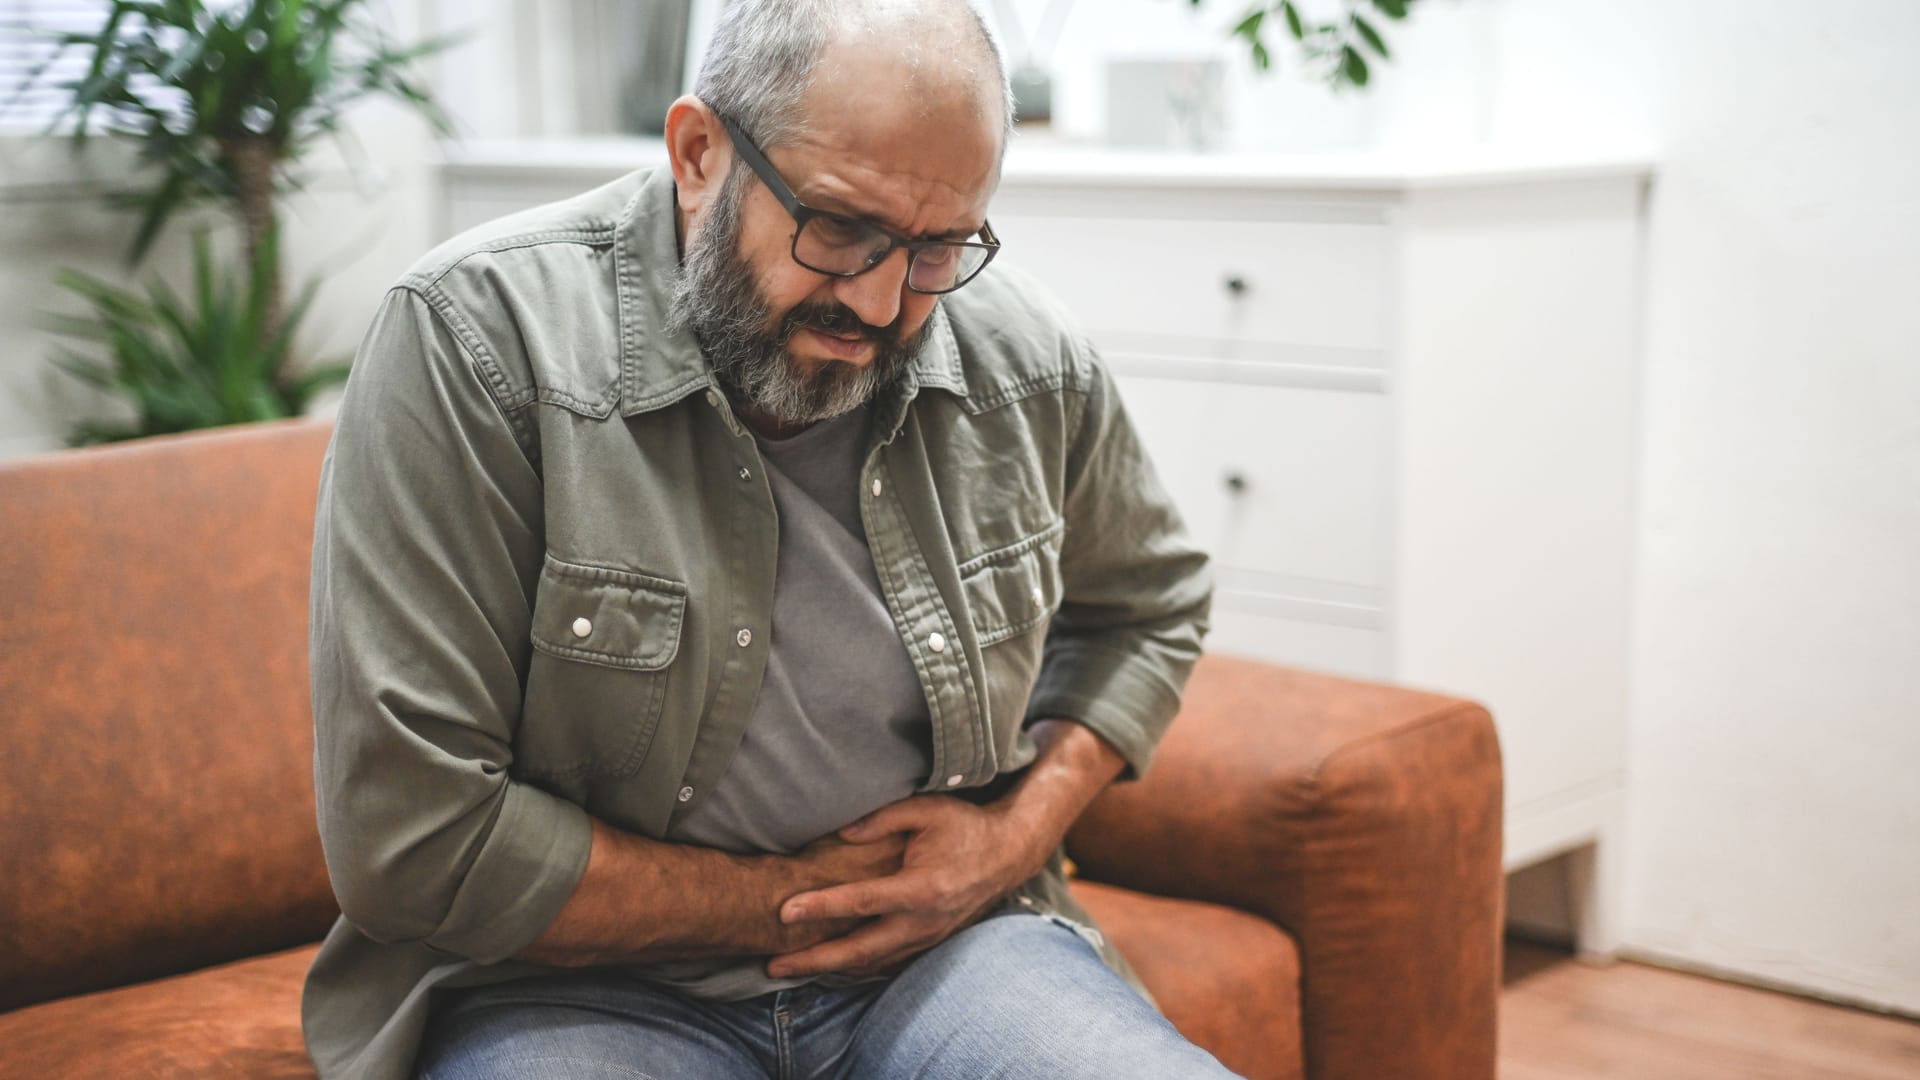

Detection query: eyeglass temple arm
xmin=718 ymin=113 xmax=803 ymax=214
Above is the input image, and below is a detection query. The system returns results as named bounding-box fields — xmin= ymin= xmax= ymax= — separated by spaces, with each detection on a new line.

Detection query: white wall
xmin=982 ymin=0 xmax=1380 ymax=151
xmin=1000 ymin=0 xmax=1920 ymax=1016
xmin=1544 ymin=0 xmax=1919 ymax=1017
xmin=1380 ymin=0 xmax=1919 ymax=1015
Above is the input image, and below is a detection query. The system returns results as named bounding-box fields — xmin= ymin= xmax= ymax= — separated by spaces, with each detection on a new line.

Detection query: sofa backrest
xmin=0 ymin=418 xmax=340 ymax=1012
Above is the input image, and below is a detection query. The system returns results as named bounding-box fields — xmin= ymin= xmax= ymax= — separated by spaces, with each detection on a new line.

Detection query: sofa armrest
xmin=1066 ymin=654 xmax=1505 ymax=1080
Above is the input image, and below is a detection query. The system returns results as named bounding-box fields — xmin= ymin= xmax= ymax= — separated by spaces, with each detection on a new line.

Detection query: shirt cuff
xmin=424 ymin=780 xmax=593 ymax=963
xmin=1025 ymin=645 xmax=1183 ymax=780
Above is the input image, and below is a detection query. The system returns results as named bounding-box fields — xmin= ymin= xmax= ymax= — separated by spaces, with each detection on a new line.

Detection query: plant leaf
xmin=126 ymin=169 xmax=191 ymax=265
xmin=1341 ymin=44 xmax=1370 ymax=87
xmin=51 ymin=349 xmax=116 ymax=389
xmin=1281 ymin=1 xmax=1306 ymax=40
xmin=1353 ymin=15 xmax=1390 ymax=58
xmin=67 ymin=421 xmax=141 ymax=447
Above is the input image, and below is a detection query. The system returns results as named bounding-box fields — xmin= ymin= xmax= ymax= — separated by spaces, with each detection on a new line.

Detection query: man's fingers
xmin=838 ymin=797 xmax=937 ymax=841
xmin=766 ymin=917 xmax=923 ymax=979
xmin=782 ymin=875 xmax=920 ymax=924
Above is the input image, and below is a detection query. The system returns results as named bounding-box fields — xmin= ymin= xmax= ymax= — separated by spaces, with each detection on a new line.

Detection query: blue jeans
xmin=416 ymin=913 xmax=1242 ymax=1079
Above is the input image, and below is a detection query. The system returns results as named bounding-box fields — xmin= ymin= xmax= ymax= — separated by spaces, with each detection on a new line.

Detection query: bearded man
xmin=303 ymin=1 xmax=1224 ymax=1077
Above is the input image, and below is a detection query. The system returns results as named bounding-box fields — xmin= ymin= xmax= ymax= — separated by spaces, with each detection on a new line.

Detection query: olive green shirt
xmin=303 ymin=165 xmax=1212 ymax=1080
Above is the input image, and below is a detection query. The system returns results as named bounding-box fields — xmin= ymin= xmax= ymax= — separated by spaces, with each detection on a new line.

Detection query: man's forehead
xmin=778 ymin=37 xmax=1002 ymax=233
xmin=778 ymin=128 xmax=997 ymax=238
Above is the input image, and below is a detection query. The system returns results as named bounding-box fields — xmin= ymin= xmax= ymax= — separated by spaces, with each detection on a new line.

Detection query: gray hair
xmin=693 ymin=0 xmax=1015 ymax=152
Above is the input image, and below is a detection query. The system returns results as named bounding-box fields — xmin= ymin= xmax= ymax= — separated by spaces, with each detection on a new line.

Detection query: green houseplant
xmin=1199 ymin=0 xmax=1420 ymax=87
xmin=46 ymin=229 xmax=342 ymax=445
xmin=22 ymin=0 xmax=456 ymax=444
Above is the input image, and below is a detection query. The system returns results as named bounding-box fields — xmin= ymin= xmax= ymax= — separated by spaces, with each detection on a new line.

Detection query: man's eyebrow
xmin=932 ymin=223 xmax=986 ymax=241
xmin=806 ymin=191 xmax=982 ymax=241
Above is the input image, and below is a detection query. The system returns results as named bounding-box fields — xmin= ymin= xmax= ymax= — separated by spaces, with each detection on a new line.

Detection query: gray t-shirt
xmin=643 ymin=403 xmax=934 ymax=998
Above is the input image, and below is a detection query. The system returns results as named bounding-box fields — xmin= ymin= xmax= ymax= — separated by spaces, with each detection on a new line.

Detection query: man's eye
xmin=810 ymin=216 xmax=868 ymax=246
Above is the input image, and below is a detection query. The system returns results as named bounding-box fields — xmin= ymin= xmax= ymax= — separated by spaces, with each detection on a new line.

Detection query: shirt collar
xmin=615 ymin=166 xmax=969 ymax=420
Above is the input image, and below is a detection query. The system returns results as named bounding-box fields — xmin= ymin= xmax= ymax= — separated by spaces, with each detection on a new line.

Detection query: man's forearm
xmin=514 ymin=815 xmax=869 ymax=968
xmin=524 ymin=722 xmax=1122 ymax=973
xmin=994 ymin=718 xmax=1129 ymax=872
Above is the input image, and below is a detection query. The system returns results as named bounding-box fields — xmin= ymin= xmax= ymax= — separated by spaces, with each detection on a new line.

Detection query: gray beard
xmin=668 ymin=171 xmax=930 ymax=427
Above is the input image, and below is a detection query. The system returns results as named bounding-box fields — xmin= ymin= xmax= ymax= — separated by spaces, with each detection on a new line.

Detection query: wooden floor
xmin=1499 ymin=938 xmax=1920 ymax=1079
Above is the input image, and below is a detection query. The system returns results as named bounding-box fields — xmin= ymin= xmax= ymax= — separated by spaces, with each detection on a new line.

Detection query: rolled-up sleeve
xmin=1025 ymin=339 xmax=1214 ymax=779
xmin=310 ymin=285 xmax=590 ymax=962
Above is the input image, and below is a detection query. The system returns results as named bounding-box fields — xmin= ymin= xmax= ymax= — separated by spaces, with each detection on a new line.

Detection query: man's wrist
xmin=994 ymin=718 xmax=1128 ymax=875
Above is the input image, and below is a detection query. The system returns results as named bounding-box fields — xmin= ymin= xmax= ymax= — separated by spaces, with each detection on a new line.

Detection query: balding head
xmin=693 ymin=0 xmax=1013 ymax=156
xmin=665 ymin=0 xmax=1011 ymax=434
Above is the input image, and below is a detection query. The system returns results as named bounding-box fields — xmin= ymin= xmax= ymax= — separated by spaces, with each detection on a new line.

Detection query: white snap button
xmin=928 ymin=632 xmax=946 ymax=653
xmin=871 ymin=478 xmax=882 ymax=497
xmin=738 ymin=467 xmax=751 ymax=481
xmin=677 ymin=786 xmax=695 ymax=802
xmin=946 ymin=774 xmax=964 ymax=788
xmin=705 ymin=390 xmax=719 ymax=406
xmin=571 ymin=617 xmax=592 ymax=638
xmin=1018 ymin=895 xmax=1035 ymax=907
xmin=1031 ymin=587 xmax=1045 ymax=608
xmin=736 ymin=628 xmax=753 ymax=647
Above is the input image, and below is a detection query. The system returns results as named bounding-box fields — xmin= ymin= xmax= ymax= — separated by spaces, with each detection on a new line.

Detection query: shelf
xmin=435 ymin=136 xmax=1655 ymax=194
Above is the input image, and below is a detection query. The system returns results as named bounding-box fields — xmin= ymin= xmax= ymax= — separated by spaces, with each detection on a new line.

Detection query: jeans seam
xmin=773 ymin=1002 xmax=793 ymax=1080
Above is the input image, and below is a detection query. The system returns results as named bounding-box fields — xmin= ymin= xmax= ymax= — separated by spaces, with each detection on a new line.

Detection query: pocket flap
xmin=531 ymin=554 xmax=687 ymax=670
xmin=959 ymin=521 xmax=1065 ymax=647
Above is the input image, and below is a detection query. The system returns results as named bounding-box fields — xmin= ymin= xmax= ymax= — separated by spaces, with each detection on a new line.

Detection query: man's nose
xmin=831 ymin=247 xmax=910 ymax=332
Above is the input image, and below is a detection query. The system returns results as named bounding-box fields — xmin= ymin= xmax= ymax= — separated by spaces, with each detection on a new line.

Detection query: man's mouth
xmin=802 ymin=326 xmax=874 ymax=359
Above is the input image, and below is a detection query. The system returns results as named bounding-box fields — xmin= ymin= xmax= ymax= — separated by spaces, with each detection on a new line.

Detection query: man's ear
xmin=665 ymin=95 xmax=728 ymax=216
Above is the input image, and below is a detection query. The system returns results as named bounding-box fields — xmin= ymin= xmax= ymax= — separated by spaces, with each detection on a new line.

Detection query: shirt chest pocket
xmin=960 ymin=519 xmax=1065 ymax=646
xmin=960 ymin=521 xmax=1064 ymax=744
xmin=518 ymin=554 xmax=687 ymax=782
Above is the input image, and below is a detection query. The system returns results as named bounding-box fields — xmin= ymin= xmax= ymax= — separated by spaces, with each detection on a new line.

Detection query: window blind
xmin=0 ymin=1 xmax=111 ymax=132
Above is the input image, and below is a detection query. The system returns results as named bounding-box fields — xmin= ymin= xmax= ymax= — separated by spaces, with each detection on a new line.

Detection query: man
xmin=304 ymin=1 xmax=1224 ymax=1077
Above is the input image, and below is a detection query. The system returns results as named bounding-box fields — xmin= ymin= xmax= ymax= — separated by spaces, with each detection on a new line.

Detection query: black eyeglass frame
xmin=716 ymin=111 xmax=1001 ymax=295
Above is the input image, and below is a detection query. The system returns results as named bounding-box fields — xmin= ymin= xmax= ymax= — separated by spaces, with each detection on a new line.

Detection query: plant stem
xmin=220 ymin=134 xmax=284 ymax=346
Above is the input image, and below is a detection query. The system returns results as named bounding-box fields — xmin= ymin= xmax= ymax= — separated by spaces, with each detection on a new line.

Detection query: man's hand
xmin=767 ymin=717 xmax=1127 ymax=979
xmin=765 ymin=795 xmax=1052 ymax=978
xmin=765 ymin=832 xmax=912 ymax=954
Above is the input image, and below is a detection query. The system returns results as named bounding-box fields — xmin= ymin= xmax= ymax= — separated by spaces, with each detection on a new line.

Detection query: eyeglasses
xmin=716 ymin=112 xmax=1000 ymax=295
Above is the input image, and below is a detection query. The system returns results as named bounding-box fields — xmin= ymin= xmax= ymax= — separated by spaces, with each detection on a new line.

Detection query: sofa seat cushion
xmin=0 ymin=943 xmax=320 ymax=1079
xmin=1072 ymin=879 xmax=1305 ymax=1080
xmin=0 ymin=889 xmax=1302 ymax=1080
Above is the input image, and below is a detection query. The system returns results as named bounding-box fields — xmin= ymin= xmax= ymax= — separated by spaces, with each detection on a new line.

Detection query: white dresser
xmin=438 ymin=140 xmax=1654 ymax=957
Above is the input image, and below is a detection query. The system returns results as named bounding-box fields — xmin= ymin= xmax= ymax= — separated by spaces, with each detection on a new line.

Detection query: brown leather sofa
xmin=0 ymin=417 xmax=1505 ymax=1079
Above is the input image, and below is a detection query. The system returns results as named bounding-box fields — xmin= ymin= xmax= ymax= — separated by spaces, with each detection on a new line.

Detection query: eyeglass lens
xmin=793 ymin=216 xmax=990 ymax=294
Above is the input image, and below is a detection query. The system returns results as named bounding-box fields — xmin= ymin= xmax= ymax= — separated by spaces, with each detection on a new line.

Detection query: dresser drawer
xmin=1116 ymin=373 xmax=1390 ymax=590
xmin=990 ymin=212 xmax=1391 ymax=355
